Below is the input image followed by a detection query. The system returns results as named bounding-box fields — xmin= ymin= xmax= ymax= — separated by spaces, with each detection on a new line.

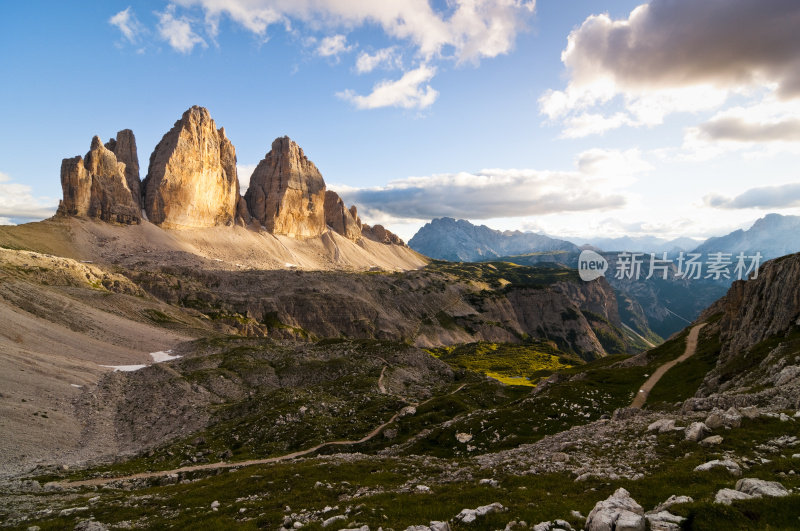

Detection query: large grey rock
xmin=685 ymin=422 xmax=710 ymax=442
xmin=649 ymin=495 xmax=693 ymax=514
xmin=455 ymin=502 xmax=504 ymax=523
xmin=699 ymin=435 xmax=724 ymax=446
xmin=714 ymin=488 xmax=754 ymax=505
xmin=585 ymin=488 xmax=645 ymax=531
xmin=645 ymin=511 xmax=684 ymax=531
xmin=735 ymin=478 xmax=789 ymax=498
xmin=647 ymin=419 xmax=676 ymax=433
xmin=694 ymin=459 xmax=741 ymax=476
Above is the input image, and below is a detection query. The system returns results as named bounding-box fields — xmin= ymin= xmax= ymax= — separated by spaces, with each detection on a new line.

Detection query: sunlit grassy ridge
xmin=427 ymin=341 xmax=579 ymax=386
xmin=424 ymin=259 xmax=579 ymax=289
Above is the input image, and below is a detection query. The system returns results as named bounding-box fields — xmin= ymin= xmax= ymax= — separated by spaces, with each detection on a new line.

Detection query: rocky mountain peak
xmin=324 ymin=190 xmax=361 ymax=241
xmin=143 ymin=106 xmax=243 ymax=228
xmin=55 ymin=106 xmax=406 ymax=246
xmin=104 ymin=129 xmax=141 ymax=208
xmin=244 ymin=135 xmax=327 ymax=238
xmin=57 ymin=135 xmax=141 ymax=225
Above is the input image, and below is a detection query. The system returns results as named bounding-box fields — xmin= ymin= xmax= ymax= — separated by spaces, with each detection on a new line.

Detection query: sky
xmin=1 ymin=0 xmax=799 ymax=243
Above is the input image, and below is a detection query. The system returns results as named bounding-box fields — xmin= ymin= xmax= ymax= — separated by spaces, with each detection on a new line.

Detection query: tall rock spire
xmin=105 ymin=129 xmax=141 ymax=209
xmin=143 ymin=106 xmax=242 ymax=228
xmin=245 ymin=136 xmax=326 ymax=238
xmin=57 ymin=136 xmax=141 ymax=224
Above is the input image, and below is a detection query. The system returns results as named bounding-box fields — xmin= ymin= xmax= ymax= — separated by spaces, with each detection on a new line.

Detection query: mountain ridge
xmin=56 ymin=105 xmax=405 ymax=254
xmin=408 ymin=217 xmax=580 ymax=261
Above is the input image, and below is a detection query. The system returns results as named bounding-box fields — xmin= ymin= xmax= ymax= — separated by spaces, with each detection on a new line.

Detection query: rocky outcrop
xmin=585 ymin=487 xmax=645 ymax=531
xmin=708 ymin=253 xmax=800 ymax=364
xmin=58 ymin=136 xmax=141 ymax=224
xmin=54 ymin=107 xmax=408 ymax=246
xmin=143 ymin=106 xmax=242 ymax=228
xmin=245 ymin=136 xmax=326 ymax=238
xmin=362 ymin=223 xmax=405 ymax=246
xmin=104 ymin=129 xmax=141 ymax=209
xmin=324 ymin=191 xmax=361 ymax=241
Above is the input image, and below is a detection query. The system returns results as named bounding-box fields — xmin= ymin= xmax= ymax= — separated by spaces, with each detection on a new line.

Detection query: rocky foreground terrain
xmin=1 ymin=248 xmax=799 ymax=529
xmin=2 ymin=108 xmax=800 ymax=529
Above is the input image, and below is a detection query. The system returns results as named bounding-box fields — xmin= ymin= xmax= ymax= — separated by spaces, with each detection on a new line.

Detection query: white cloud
xmin=334 ymin=148 xmax=643 ymax=220
xmin=677 ymin=96 xmax=800 ymax=159
xmin=541 ymin=0 xmax=800 ymax=137
xmin=338 ymin=64 xmax=439 ymax=110
xmin=355 ymin=47 xmax=401 ymax=74
xmin=157 ymin=6 xmax=207 ymax=53
xmin=316 ymin=34 xmax=353 ymax=58
xmin=173 ymin=0 xmax=536 ymax=63
xmin=109 ymin=7 xmax=143 ymax=43
xmin=0 ymin=172 xmax=58 ymax=221
xmin=705 ymin=183 xmax=800 ymax=210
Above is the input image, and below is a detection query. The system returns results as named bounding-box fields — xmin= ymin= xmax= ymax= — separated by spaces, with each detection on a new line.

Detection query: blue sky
xmin=1 ymin=0 xmax=799 ymax=242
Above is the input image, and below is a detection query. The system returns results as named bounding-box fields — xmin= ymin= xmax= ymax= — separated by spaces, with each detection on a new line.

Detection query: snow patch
xmin=100 ymin=364 xmax=147 ymax=372
xmin=150 ymin=350 xmax=181 ymax=363
xmin=71 ymin=384 xmax=83 ymax=388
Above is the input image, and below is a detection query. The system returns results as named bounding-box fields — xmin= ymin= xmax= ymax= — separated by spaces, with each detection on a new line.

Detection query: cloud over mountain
xmin=705 ymin=183 xmax=800 ymax=210
xmin=335 ymin=149 xmax=645 ymax=221
xmin=541 ymin=0 xmax=800 ymax=137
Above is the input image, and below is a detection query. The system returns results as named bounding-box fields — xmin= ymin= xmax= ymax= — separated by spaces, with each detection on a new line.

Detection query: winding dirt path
xmin=52 ymin=382 xmax=466 ymax=488
xmin=630 ymin=323 xmax=706 ymax=408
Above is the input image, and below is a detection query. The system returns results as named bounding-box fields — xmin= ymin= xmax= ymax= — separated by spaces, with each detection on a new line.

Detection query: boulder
xmin=455 ymin=502 xmax=504 ymax=523
xmin=714 ymin=488 xmax=753 ymax=505
xmin=647 ymin=419 xmax=676 ymax=433
xmin=585 ymin=488 xmax=645 ymax=531
xmin=705 ymin=408 xmax=742 ymax=429
xmin=645 ymin=511 xmax=684 ymax=531
xmin=735 ymin=478 xmax=789 ymax=498
xmin=245 ymin=136 xmax=326 ymax=238
xmin=324 ymin=191 xmax=361 ymax=240
xmin=649 ymin=495 xmax=693 ymax=514
xmin=58 ymin=136 xmax=141 ymax=224
xmin=143 ymin=106 xmax=242 ymax=228
xmin=699 ymin=435 xmax=724 ymax=446
xmin=685 ymin=422 xmax=710 ymax=442
xmin=694 ymin=459 xmax=741 ymax=476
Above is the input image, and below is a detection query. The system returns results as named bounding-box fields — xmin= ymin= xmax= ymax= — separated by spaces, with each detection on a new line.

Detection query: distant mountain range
xmin=410 ymin=214 xmax=800 ymax=261
xmin=576 ymin=236 xmax=701 ymax=254
xmin=408 ymin=214 xmax=800 ymax=339
xmin=408 ymin=217 xmax=579 ymax=262
xmin=691 ymin=213 xmax=800 ymax=260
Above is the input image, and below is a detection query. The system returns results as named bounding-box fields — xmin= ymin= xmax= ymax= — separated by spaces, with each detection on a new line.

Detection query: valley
xmin=2 ymin=105 xmax=800 ymax=531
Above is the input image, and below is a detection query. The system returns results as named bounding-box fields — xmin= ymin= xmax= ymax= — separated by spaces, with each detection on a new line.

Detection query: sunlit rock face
xmin=245 ymin=136 xmax=327 ymax=238
xmin=143 ymin=106 xmax=241 ymax=229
